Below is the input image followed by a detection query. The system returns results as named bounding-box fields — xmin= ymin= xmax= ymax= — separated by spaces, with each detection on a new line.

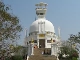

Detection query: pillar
xmin=28 ymin=44 xmax=31 ymax=56
xmin=37 ymin=34 xmax=39 ymax=48
xmin=27 ymin=56 xmax=29 ymax=60
xmin=37 ymin=39 xmax=39 ymax=48
xmin=31 ymin=43 xmax=34 ymax=55
xmin=57 ymin=56 xmax=59 ymax=60
xmin=51 ymin=44 xmax=54 ymax=55
xmin=56 ymin=44 xmax=59 ymax=60
xmin=45 ymin=39 xmax=47 ymax=48
xmin=55 ymin=45 xmax=57 ymax=56
xmin=51 ymin=43 xmax=57 ymax=56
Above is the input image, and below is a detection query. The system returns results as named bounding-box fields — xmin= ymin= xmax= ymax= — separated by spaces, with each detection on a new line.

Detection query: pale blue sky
xmin=3 ymin=0 xmax=80 ymax=45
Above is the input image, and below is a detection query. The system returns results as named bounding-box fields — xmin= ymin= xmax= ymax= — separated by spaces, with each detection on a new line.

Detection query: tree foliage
xmin=59 ymin=41 xmax=79 ymax=60
xmin=68 ymin=32 xmax=80 ymax=44
xmin=59 ymin=32 xmax=80 ymax=59
xmin=68 ymin=32 xmax=80 ymax=52
xmin=0 ymin=1 xmax=22 ymax=41
xmin=0 ymin=1 xmax=22 ymax=59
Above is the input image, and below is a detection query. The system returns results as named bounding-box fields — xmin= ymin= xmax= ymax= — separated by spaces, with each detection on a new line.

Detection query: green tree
xmin=0 ymin=0 xmax=22 ymax=41
xmin=68 ymin=32 xmax=80 ymax=53
xmin=68 ymin=32 xmax=80 ymax=60
xmin=59 ymin=32 xmax=80 ymax=60
xmin=11 ymin=45 xmax=27 ymax=56
xmin=0 ymin=1 xmax=22 ymax=59
xmin=59 ymin=41 xmax=78 ymax=60
xmin=68 ymin=32 xmax=80 ymax=44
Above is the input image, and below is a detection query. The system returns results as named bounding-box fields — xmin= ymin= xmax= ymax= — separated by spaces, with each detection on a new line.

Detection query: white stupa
xmin=25 ymin=2 xmax=61 ymax=58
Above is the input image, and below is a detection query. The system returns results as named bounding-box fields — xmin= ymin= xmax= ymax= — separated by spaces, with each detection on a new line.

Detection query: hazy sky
xmin=3 ymin=0 xmax=80 ymax=45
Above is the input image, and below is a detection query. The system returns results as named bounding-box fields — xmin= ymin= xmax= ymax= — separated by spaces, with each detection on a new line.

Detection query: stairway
xmin=34 ymin=48 xmax=51 ymax=55
xmin=29 ymin=55 xmax=57 ymax=60
xmin=28 ymin=48 xmax=57 ymax=60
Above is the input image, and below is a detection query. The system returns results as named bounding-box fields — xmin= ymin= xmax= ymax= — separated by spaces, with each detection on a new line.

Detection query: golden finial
xmin=31 ymin=38 xmax=34 ymax=43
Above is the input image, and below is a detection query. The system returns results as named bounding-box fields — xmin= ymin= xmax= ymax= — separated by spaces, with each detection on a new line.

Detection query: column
xmin=28 ymin=44 xmax=31 ymax=56
xmin=37 ymin=39 xmax=39 ymax=48
xmin=57 ymin=55 xmax=59 ymax=60
xmin=27 ymin=44 xmax=30 ymax=60
xmin=51 ymin=44 xmax=54 ymax=55
xmin=37 ymin=35 xmax=39 ymax=48
xmin=55 ymin=45 xmax=57 ymax=56
xmin=56 ymin=45 xmax=59 ymax=60
xmin=45 ymin=36 xmax=47 ymax=48
xmin=51 ymin=43 xmax=56 ymax=56
xmin=45 ymin=39 xmax=47 ymax=48
xmin=31 ymin=43 xmax=34 ymax=55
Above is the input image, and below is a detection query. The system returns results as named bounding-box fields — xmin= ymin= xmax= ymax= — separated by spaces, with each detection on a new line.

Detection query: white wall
xmin=25 ymin=33 xmax=59 ymax=48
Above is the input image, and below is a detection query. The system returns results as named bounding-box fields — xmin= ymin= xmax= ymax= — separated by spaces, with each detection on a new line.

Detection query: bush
xmin=5 ymin=55 xmax=23 ymax=60
xmin=72 ymin=57 xmax=77 ymax=60
xmin=12 ymin=55 xmax=23 ymax=60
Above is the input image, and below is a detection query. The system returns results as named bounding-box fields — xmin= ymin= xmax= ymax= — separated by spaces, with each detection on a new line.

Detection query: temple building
xmin=24 ymin=2 xmax=61 ymax=60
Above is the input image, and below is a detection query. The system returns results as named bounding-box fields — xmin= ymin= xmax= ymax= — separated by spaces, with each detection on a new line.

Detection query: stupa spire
xmin=35 ymin=2 xmax=48 ymax=19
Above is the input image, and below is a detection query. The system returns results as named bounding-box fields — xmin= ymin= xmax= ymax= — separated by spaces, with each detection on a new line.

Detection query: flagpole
xmin=25 ymin=28 xmax=27 ymax=37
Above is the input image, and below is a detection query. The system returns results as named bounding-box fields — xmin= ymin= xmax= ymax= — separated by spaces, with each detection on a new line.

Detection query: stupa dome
xmin=29 ymin=18 xmax=55 ymax=33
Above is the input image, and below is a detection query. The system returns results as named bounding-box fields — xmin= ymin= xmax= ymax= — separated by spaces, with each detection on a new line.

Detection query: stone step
xmin=29 ymin=55 xmax=57 ymax=60
xmin=34 ymin=48 xmax=51 ymax=55
xmin=28 ymin=48 xmax=57 ymax=60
